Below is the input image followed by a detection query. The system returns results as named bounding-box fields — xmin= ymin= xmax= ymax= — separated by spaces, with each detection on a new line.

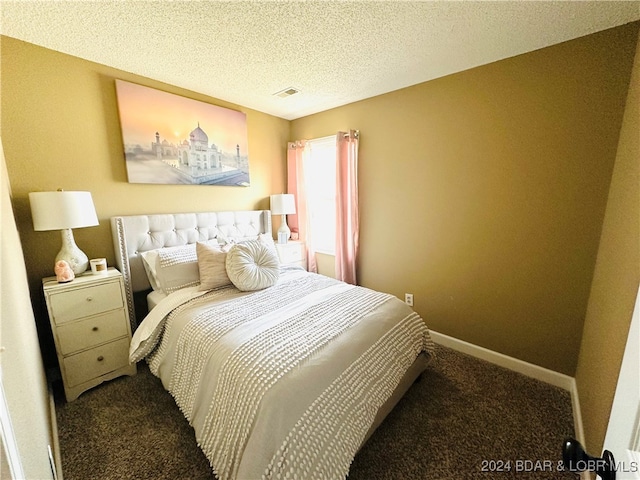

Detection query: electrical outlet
xmin=405 ymin=293 xmax=414 ymax=306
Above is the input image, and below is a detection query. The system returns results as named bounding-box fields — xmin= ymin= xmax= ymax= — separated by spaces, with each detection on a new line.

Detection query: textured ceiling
xmin=1 ymin=1 xmax=639 ymax=120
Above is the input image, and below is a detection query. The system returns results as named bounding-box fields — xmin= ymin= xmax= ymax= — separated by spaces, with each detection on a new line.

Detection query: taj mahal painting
xmin=115 ymin=79 xmax=250 ymax=186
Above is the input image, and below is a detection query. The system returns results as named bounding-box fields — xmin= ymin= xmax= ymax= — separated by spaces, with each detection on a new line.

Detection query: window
xmin=306 ymin=136 xmax=337 ymax=254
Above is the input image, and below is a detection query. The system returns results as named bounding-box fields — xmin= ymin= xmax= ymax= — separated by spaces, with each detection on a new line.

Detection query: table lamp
xmin=270 ymin=194 xmax=296 ymax=244
xmin=29 ymin=190 xmax=99 ymax=275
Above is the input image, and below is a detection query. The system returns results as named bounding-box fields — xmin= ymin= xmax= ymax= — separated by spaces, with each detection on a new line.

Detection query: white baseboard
xmin=568 ymin=379 xmax=586 ymax=446
xmin=48 ymin=388 xmax=63 ymax=480
xmin=429 ymin=330 xmax=585 ymax=445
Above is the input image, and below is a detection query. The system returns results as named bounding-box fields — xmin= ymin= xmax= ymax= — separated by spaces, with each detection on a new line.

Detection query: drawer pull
xmin=92 ymin=327 xmax=99 ymax=332
xmin=86 ymin=296 xmax=94 ymax=302
xmin=97 ymin=356 xmax=104 ymax=362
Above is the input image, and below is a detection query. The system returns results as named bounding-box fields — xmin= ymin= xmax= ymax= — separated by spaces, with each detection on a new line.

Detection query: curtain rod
xmin=289 ymin=130 xmax=359 ymax=148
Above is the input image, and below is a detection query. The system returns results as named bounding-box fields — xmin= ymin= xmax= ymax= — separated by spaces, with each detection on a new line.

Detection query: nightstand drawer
xmin=63 ymin=337 xmax=131 ymax=387
xmin=56 ymin=309 xmax=129 ymax=355
xmin=48 ymin=281 xmax=123 ymax=324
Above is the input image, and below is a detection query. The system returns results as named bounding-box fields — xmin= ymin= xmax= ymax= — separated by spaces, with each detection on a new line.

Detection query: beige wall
xmin=576 ymin=32 xmax=640 ymax=454
xmin=291 ymin=23 xmax=639 ymax=376
xmin=1 ymin=36 xmax=289 ymax=363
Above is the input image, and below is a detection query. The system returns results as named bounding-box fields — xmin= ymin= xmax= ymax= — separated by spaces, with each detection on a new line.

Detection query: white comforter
xmin=130 ymin=268 xmax=434 ymax=480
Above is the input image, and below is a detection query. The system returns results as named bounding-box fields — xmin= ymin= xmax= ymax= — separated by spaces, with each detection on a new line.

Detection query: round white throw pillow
xmin=225 ymin=240 xmax=280 ymax=291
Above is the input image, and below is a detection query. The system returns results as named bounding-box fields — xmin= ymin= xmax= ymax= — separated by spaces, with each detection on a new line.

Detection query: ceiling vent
xmin=273 ymin=87 xmax=300 ymax=98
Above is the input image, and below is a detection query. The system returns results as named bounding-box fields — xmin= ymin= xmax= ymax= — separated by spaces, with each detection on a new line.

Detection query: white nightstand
xmin=275 ymin=240 xmax=307 ymax=270
xmin=43 ymin=267 xmax=136 ymax=401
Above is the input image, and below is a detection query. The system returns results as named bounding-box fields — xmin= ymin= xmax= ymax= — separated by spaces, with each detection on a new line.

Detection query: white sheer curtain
xmin=335 ymin=130 xmax=359 ymax=285
xmin=287 ymin=140 xmax=317 ymax=273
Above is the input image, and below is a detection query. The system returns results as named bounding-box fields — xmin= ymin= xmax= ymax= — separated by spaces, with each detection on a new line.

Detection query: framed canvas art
xmin=115 ymin=80 xmax=250 ymax=186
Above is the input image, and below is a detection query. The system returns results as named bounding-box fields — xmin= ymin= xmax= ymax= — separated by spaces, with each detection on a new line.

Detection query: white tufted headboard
xmin=111 ymin=210 xmax=271 ymax=329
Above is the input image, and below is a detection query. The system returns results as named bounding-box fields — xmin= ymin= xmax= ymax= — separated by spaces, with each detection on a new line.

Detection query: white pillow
xmin=196 ymin=242 xmax=232 ymax=290
xmin=140 ymin=249 xmax=161 ymax=291
xmin=258 ymin=233 xmax=278 ymax=255
xmin=155 ymin=244 xmax=200 ymax=294
xmin=225 ymin=240 xmax=280 ymax=291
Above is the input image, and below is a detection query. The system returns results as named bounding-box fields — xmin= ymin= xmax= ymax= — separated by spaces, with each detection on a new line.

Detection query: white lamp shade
xmin=29 ymin=191 xmax=99 ymax=231
xmin=270 ymin=194 xmax=296 ymax=215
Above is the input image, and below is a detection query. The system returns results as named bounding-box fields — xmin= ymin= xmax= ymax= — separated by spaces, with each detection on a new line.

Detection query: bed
xmin=111 ymin=210 xmax=435 ymax=480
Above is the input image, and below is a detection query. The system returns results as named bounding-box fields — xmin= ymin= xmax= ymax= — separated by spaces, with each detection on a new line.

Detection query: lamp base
xmin=56 ymin=228 xmax=89 ymax=275
xmin=277 ymin=215 xmax=291 ymax=244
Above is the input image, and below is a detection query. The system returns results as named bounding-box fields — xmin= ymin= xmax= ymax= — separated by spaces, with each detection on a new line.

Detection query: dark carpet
xmin=55 ymin=345 xmax=576 ymax=479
